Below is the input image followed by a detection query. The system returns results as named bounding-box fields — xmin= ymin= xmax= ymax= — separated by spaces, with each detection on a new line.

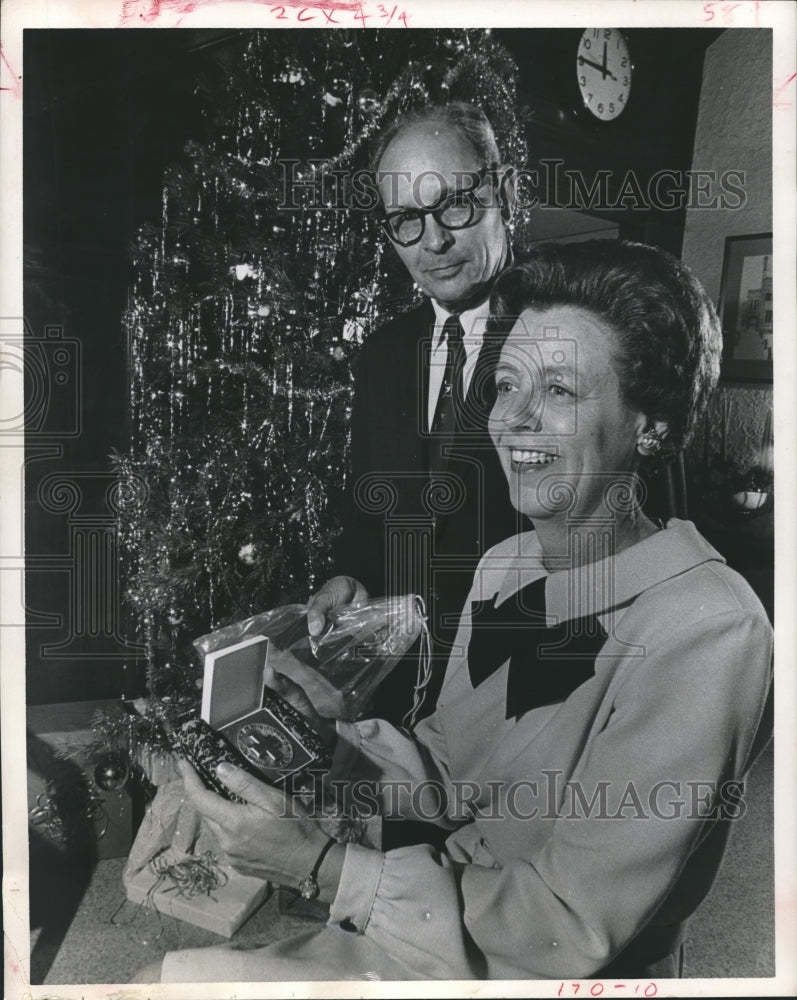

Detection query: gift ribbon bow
xmin=467 ymin=577 xmax=607 ymax=720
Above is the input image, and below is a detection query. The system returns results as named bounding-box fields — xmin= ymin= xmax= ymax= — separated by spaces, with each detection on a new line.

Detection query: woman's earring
xmin=637 ymin=428 xmax=665 ymax=456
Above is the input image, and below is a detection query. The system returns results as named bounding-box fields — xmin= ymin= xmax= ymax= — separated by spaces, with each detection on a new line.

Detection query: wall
xmin=681 ymin=29 xmax=773 ymax=474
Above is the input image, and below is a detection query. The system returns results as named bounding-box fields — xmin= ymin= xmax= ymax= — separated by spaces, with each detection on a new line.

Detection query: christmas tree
xmin=114 ymin=28 xmax=530 ymax=718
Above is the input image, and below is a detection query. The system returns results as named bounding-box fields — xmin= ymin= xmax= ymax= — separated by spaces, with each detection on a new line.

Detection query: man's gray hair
xmin=369 ymin=101 xmax=502 ymax=174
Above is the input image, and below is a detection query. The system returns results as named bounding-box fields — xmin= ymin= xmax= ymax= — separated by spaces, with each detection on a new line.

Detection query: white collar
xmin=492 ymin=520 xmax=724 ymax=625
xmin=430 ymin=297 xmax=491 ymax=344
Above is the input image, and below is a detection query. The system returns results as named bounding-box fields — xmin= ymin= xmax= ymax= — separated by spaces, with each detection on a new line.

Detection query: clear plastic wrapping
xmin=193 ymin=596 xmax=427 ymax=722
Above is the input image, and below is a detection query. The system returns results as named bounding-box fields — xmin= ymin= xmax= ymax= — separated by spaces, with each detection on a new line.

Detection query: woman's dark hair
xmin=488 ymin=240 xmax=722 ymax=455
xmin=369 ymin=101 xmax=502 ymax=174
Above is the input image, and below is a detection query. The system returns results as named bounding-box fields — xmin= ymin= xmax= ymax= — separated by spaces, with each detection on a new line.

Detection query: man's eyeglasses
xmin=379 ymin=166 xmax=496 ymax=248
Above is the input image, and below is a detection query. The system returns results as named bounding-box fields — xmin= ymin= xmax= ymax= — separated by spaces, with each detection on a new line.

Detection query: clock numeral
xmin=580 ymin=75 xmax=586 ymax=86
xmin=597 ymin=102 xmax=604 ymax=114
xmin=621 ymin=56 xmax=628 ymax=67
xmin=623 ymin=75 xmax=629 ymax=86
xmin=604 ymin=29 xmax=611 ymax=39
xmin=584 ymin=38 xmax=591 ymax=50
xmin=587 ymin=93 xmax=593 ymax=103
xmin=609 ymin=102 xmax=615 ymax=113
xmin=618 ymin=93 xmax=624 ymax=103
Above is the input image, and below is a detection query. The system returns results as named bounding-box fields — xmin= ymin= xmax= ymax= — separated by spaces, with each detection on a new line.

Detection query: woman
xmin=150 ymin=241 xmax=773 ymax=982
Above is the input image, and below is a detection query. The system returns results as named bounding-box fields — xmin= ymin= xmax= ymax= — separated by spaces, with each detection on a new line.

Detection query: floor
xmin=29 ymin=742 xmax=774 ymax=987
xmin=682 ymin=741 xmax=775 ymax=978
xmin=37 ymin=867 xmax=315 ymax=986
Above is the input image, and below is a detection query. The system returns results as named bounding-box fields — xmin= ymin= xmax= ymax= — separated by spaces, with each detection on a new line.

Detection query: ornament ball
xmin=94 ymin=754 xmax=129 ymax=791
xmin=238 ymin=541 xmax=258 ymax=565
xmin=357 ymin=88 xmax=380 ymax=114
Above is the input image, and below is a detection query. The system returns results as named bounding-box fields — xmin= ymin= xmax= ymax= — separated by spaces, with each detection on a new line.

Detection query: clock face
xmin=576 ymin=28 xmax=632 ymax=122
xmin=236 ymin=721 xmax=294 ymax=769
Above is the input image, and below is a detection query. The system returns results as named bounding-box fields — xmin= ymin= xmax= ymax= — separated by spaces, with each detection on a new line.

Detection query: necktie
xmin=430 ymin=316 xmax=466 ymax=471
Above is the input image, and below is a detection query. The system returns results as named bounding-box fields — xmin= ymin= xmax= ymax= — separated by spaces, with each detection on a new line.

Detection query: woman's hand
xmin=178 ymin=757 xmax=333 ymax=887
xmin=306 ymin=575 xmax=369 ymax=636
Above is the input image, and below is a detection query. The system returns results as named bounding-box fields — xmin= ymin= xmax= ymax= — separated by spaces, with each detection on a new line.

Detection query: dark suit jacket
xmin=334 ymin=299 xmax=523 ymax=723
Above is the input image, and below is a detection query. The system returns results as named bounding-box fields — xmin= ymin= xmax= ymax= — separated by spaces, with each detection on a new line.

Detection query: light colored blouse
xmin=162 ymin=519 xmax=773 ymax=983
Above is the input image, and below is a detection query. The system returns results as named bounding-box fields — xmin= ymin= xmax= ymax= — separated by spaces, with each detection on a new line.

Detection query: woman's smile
xmin=508 ymin=447 xmax=559 ymax=471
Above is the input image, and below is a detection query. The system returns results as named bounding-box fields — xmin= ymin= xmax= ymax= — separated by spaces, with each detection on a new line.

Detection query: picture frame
xmin=717 ymin=232 xmax=774 ymax=383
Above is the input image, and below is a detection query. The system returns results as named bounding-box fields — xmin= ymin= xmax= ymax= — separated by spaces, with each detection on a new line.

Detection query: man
xmin=308 ymin=102 xmax=523 ymax=727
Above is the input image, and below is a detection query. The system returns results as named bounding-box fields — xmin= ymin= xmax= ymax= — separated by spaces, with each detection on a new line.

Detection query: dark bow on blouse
xmin=467 ymin=577 xmax=607 ymax=720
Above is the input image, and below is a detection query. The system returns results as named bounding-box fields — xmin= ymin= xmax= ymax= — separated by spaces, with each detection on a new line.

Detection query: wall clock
xmin=576 ymin=28 xmax=632 ymax=122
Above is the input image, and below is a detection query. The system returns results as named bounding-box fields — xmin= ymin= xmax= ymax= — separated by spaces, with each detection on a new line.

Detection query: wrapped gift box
xmin=125 ymin=856 xmax=271 ymax=937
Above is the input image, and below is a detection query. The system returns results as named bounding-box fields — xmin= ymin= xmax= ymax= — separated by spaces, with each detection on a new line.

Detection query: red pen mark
xmin=774 ymin=72 xmax=797 ymax=110
xmin=703 ymin=0 xmax=744 ymax=22
xmin=119 ymin=0 xmax=374 ymax=27
xmin=0 ymin=44 xmax=22 ymax=99
xmin=118 ymin=0 xmax=409 ymax=26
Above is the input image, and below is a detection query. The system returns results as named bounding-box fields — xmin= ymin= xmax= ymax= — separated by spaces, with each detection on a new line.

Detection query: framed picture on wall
xmin=717 ymin=232 xmax=773 ymax=383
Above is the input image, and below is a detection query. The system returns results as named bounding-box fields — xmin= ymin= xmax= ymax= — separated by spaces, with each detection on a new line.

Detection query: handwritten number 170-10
xmin=557 ymin=984 xmax=658 ymax=997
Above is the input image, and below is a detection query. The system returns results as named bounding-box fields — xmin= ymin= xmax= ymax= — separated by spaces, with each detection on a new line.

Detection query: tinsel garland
xmin=55 ymin=704 xmax=185 ymax=791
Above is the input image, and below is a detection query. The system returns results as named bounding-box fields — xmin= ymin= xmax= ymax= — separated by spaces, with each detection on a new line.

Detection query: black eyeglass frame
xmin=378 ymin=164 xmax=498 ymax=248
